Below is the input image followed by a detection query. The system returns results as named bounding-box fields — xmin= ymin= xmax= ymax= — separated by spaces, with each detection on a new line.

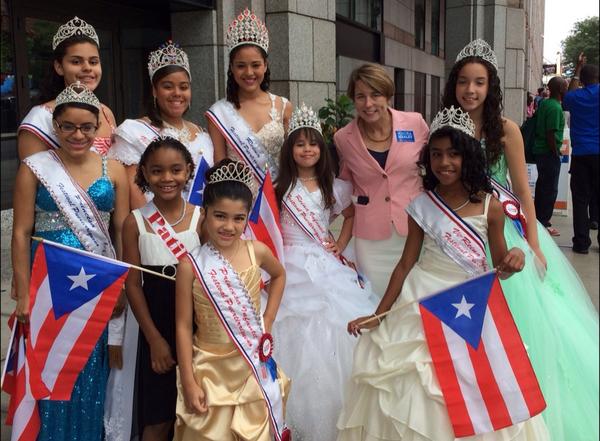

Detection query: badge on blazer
xmin=396 ymin=130 xmax=415 ymax=142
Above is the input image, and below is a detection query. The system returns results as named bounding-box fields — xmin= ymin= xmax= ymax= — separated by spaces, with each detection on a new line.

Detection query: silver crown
xmin=148 ymin=41 xmax=191 ymax=81
xmin=208 ymin=161 xmax=255 ymax=193
xmin=429 ymin=106 xmax=476 ymax=138
xmin=456 ymin=39 xmax=498 ymax=71
xmin=55 ymin=81 xmax=101 ymax=110
xmin=52 ymin=16 xmax=99 ymax=51
xmin=226 ymin=8 xmax=269 ymax=53
xmin=289 ymin=103 xmax=322 ymax=135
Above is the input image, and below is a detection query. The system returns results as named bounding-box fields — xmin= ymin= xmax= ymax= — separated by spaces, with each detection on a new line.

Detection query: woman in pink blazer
xmin=334 ymin=63 xmax=429 ymax=297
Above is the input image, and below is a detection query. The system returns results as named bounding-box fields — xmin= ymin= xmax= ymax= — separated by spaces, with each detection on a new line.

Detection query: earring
xmin=153 ymin=97 xmax=157 ymax=109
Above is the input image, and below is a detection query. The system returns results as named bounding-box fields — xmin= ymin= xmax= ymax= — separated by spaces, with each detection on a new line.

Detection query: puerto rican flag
xmin=26 ymin=241 xmax=129 ymax=401
xmin=187 ymin=155 xmax=211 ymax=206
xmin=419 ymin=271 xmax=546 ymax=437
xmin=247 ymin=171 xmax=285 ymax=263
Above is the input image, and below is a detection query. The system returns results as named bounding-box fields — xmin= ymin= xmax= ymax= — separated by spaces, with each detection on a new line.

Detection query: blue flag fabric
xmin=188 ymin=156 xmax=211 ymax=206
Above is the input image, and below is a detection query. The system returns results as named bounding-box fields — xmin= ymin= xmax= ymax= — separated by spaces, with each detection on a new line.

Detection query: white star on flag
xmin=452 ymin=295 xmax=475 ymax=319
xmin=67 ymin=267 xmax=96 ymax=291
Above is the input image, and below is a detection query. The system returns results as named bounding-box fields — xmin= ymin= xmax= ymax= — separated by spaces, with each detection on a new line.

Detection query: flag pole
xmin=31 ymin=237 xmax=176 ymax=281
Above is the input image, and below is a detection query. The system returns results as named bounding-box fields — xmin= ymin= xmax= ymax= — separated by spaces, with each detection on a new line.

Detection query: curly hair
xmin=274 ymin=127 xmax=335 ymax=210
xmin=441 ymin=57 xmax=504 ymax=168
xmin=135 ymin=137 xmax=195 ymax=193
xmin=203 ymin=159 xmax=254 ymax=212
xmin=226 ymin=45 xmax=270 ymax=109
xmin=418 ymin=127 xmax=492 ymax=202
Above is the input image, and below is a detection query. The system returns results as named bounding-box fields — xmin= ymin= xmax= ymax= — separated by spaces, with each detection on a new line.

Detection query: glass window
xmin=430 ymin=75 xmax=440 ymax=122
xmin=414 ymin=0 xmax=425 ymax=50
xmin=337 ymin=0 xmax=382 ymax=31
xmin=431 ymin=0 xmax=440 ymax=56
xmin=394 ymin=68 xmax=405 ymax=110
xmin=414 ymin=71 xmax=426 ymax=119
xmin=1 ymin=0 xmax=17 ymax=134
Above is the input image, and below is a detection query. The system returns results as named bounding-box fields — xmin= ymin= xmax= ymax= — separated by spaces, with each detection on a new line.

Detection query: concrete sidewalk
xmin=1 ymin=209 xmax=598 ymax=439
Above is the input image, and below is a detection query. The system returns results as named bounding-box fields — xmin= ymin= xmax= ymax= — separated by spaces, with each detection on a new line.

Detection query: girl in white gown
xmin=273 ymin=104 xmax=379 ymax=441
xmin=338 ymin=108 xmax=549 ymax=441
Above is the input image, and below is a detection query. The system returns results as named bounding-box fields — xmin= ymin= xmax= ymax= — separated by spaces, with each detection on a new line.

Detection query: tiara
xmin=455 ymin=39 xmax=498 ymax=71
xmin=208 ymin=161 xmax=255 ymax=192
xmin=429 ymin=106 xmax=476 ymax=138
xmin=289 ymin=103 xmax=322 ymax=135
xmin=55 ymin=81 xmax=101 ymax=110
xmin=52 ymin=16 xmax=99 ymax=51
xmin=148 ymin=41 xmax=191 ymax=81
xmin=226 ymin=8 xmax=269 ymax=53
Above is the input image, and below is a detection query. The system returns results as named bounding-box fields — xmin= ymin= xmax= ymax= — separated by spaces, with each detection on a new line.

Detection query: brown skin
xmin=568 ymin=53 xmax=586 ymax=91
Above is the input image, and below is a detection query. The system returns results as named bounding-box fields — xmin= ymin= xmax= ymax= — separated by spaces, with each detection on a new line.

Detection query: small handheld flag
xmin=188 ymin=156 xmax=210 ymax=206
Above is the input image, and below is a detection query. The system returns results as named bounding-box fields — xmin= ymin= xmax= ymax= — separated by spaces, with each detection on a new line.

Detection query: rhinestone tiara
xmin=226 ymin=8 xmax=269 ymax=53
xmin=148 ymin=41 xmax=191 ymax=81
xmin=289 ymin=103 xmax=322 ymax=135
xmin=52 ymin=16 xmax=99 ymax=51
xmin=429 ymin=106 xmax=476 ymax=138
xmin=208 ymin=161 xmax=255 ymax=193
xmin=55 ymin=81 xmax=101 ymax=110
xmin=455 ymin=39 xmax=498 ymax=71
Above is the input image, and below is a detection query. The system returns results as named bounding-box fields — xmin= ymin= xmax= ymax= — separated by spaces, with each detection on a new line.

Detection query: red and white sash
xmin=24 ymin=150 xmax=115 ymax=258
xmin=187 ymin=244 xmax=288 ymax=440
xmin=406 ymin=191 xmax=489 ymax=275
xmin=137 ymin=200 xmax=189 ymax=260
xmin=490 ymin=178 xmax=527 ymax=238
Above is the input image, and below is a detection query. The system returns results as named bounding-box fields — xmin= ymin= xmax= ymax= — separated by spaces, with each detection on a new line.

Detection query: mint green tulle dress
xmin=487 ymin=152 xmax=599 ymax=441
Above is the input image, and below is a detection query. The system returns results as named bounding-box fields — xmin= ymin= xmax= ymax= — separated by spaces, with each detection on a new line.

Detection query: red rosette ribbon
xmin=281 ymin=427 xmax=292 ymax=441
xmin=258 ymin=333 xmax=273 ymax=362
xmin=502 ymin=200 xmax=520 ymax=220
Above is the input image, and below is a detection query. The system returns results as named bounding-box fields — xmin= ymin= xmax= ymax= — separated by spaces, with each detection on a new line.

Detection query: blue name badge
xmin=396 ymin=130 xmax=415 ymax=142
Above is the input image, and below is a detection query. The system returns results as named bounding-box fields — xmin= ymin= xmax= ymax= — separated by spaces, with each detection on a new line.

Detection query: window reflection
xmin=1 ymin=0 xmax=17 ymax=134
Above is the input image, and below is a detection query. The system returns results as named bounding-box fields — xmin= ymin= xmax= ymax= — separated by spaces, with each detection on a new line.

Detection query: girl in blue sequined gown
xmin=441 ymin=39 xmax=599 ymax=441
xmin=12 ymin=85 xmax=129 ymax=441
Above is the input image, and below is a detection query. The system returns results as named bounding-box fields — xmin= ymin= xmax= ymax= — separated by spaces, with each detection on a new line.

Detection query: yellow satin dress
xmin=174 ymin=241 xmax=290 ymax=441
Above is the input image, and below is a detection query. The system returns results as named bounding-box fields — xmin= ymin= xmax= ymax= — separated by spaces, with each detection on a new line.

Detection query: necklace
xmin=156 ymin=198 xmax=187 ymax=227
xmin=299 ymin=176 xmax=318 ymax=182
xmin=163 ymin=120 xmax=191 ymax=145
xmin=360 ymin=118 xmax=392 ymax=143
xmin=435 ymin=189 xmax=470 ymax=212
xmin=220 ymin=239 xmax=241 ymax=262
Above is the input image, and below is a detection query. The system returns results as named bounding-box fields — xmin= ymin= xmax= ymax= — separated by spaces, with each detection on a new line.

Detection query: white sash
xmin=406 ymin=191 xmax=489 ymax=275
xmin=137 ymin=200 xmax=189 ymax=260
xmin=187 ymin=244 xmax=288 ymax=440
xmin=490 ymin=178 xmax=527 ymax=237
xmin=19 ymin=105 xmax=60 ymax=149
xmin=24 ymin=150 xmax=115 ymax=258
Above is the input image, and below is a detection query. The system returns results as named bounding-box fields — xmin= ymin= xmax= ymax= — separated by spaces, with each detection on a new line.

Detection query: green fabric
xmin=481 ymin=139 xmax=508 ymax=185
xmin=533 ymin=97 xmax=564 ymax=154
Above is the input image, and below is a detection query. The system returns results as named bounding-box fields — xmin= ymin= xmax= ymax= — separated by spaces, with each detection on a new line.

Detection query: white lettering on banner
xmin=138 ymin=202 xmax=189 ymax=261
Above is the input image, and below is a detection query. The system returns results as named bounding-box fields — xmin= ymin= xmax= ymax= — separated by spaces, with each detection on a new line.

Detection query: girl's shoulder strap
xmin=101 ymin=155 xmax=109 ymax=176
xmin=483 ymin=193 xmax=492 ymax=217
xmin=131 ymin=209 xmax=148 ymax=234
xmin=245 ymin=240 xmax=257 ymax=266
xmin=189 ymin=205 xmax=202 ymax=231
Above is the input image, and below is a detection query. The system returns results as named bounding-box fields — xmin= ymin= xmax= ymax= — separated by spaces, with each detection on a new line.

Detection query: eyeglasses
xmin=54 ymin=121 xmax=98 ymax=135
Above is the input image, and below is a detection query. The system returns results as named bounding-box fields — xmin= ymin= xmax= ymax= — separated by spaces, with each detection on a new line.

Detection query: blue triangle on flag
xmin=249 ymin=181 xmax=264 ymax=224
xmin=44 ymin=243 xmax=129 ymax=319
xmin=188 ymin=156 xmax=210 ymax=206
xmin=419 ymin=272 xmax=496 ymax=349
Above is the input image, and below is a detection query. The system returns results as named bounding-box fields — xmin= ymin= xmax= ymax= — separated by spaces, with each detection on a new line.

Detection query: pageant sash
xmin=19 ymin=105 xmax=61 ymax=150
xmin=490 ymin=178 xmax=527 ymax=237
xmin=187 ymin=244 xmax=288 ymax=440
xmin=206 ymin=100 xmax=270 ymax=182
xmin=24 ymin=150 xmax=115 ymax=258
xmin=406 ymin=191 xmax=489 ymax=276
xmin=137 ymin=200 xmax=189 ymax=260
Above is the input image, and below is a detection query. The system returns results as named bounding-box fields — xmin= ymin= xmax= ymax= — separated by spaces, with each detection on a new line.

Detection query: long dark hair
xmin=226 ymin=44 xmax=270 ymax=109
xmin=275 ymin=127 xmax=335 ymax=210
xmin=39 ymin=35 xmax=99 ymax=103
xmin=441 ymin=57 xmax=504 ymax=167
xmin=146 ymin=65 xmax=191 ymax=128
xmin=418 ymin=127 xmax=492 ymax=202
xmin=203 ymin=159 xmax=254 ymax=212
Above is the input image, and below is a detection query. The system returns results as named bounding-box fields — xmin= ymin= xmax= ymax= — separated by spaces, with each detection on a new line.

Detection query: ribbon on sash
xmin=24 ymin=150 xmax=115 ymax=258
xmin=282 ymin=183 xmax=365 ymax=288
xmin=406 ymin=191 xmax=489 ymax=276
xmin=19 ymin=105 xmax=61 ymax=150
xmin=187 ymin=244 xmax=289 ymax=441
xmin=490 ymin=178 xmax=527 ymax=238
xmin=137 ymin=200 xmax=189 ymax=261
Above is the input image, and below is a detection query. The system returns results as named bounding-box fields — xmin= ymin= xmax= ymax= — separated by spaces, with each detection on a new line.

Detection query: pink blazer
xmin=334 ymin=108 xmax=429 ymax=240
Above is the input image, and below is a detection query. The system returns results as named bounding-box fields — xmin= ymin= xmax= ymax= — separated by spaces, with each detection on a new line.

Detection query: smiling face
xmin=54 ymin=42 xmax=102 ymax=90
xmin=230 ymin=45 xmax=267 ymax=94
xmin=152 ymin=69 xmax=191 ymax=120
xmin=204 ymin=197 xmax=249 ymax=249
xmin=53 ymin=106 xmax=98 ymax=157
xmin=455 ymin=62 xmax=489 ymax=115
xmin=141 ymin=147 xmax=191 ymax=201
xmin=292 ymin=131 xmax=321 ymax=172
xmin=429 ymin=135 xmax=463 ymax=187
xmin=352 ymin=80 xmax=390 ymax=125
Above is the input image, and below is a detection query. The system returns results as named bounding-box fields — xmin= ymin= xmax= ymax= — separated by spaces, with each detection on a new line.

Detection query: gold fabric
xmin=175 ymin=241 xmax=290 ymax=441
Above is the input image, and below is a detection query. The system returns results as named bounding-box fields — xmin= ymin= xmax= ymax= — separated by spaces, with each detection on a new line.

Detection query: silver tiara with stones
xmin=147 ymin=41 xmax=191 ymax=81
xmin=289 ymin=103 xmax=322 ymax=135
xmin=226 ymin=8 xmax=269 ymax=53
xmin=455 ymin=39 xmax=498 ymax=71
xmin=429 ymin=106 xmax=476 ymax=138
xmin=55 ymin=81 xmax=101 ymax=110
xmin=208 ymin=161 xmax=255 ymax=193
xmin=52 ymin=16 xmax=99 ymax=51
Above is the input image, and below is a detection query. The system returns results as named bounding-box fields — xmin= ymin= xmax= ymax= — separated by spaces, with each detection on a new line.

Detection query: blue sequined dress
xmin=32 ymin=157 xmax=114 ymax=441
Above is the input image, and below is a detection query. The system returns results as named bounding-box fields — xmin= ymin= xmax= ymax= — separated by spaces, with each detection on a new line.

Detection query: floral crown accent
xmin=455 ymin=39 xmax=498 ymax=71
xmin=429 ymin=106 xmax=476 ymax=139
xmin=288 ymin=103 xmax=322 ymax=135
xmin=148 ymin=41 xmax=191 ymax=81
xmin=55 ymin=81 xmax=101 ymax=110
xmin=208 ymin=161 xmax=255 ymax=193
xmin=52 ymin=16 xmax=99 ymax=51
xmin=226 ymin=8 xmax=269 ymax=53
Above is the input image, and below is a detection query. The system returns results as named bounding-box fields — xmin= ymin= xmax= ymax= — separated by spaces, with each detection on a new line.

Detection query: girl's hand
xmin=15 ymin=294 xmax=30 ymax=323
xmin=496 ymin=247 xmax=525 ymax=279
xmin=183 ymin=379 xmax=208 ymax=415
xmin=530 ymin=245 xmax=547 ymax=269
xmin=150 ymin=336 xmax=176 ymax=374
xmin=347 ymin=315 xmax=380 ymax=337
xmin=323 ymin=240 xmax=341 ymax=256
xmin=108 ymin=345 xmax=123 ymax=369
